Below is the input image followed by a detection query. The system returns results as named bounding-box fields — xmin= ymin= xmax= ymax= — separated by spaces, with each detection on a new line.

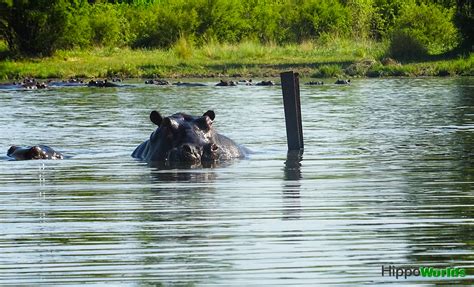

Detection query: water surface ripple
xmin=0 ymin=78 xmax=473 ymax=285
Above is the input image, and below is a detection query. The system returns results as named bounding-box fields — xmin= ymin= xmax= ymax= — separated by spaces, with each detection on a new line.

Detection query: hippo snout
xmin=181 ymin=144 xmax=201 ymax=162
xmin=202 ymin=143 xmax=219 ymax=162
xmin=167 ymin=144 xmax=202 ymax=163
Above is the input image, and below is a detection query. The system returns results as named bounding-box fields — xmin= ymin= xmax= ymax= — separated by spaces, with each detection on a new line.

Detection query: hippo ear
xmin=7 ymin=146 xmax=17 ymax=157
xmin=150 ymin=111 xmax=163 ymax=126
xmin=203 ymin=110 xmax=215 ymax=120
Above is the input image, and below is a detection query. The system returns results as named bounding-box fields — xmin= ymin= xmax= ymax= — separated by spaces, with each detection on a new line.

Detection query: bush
xmin=371 ymin=0 xmax=404 ymax=40
xmin=132 ymin=0 xmax=199 ymax=49
xmin=346 ymin=0 xmax=375 ymax=40
xmin=242 ymin=0 xmax=283 ymax=43
xmin=388 ymin=30 xmax=428 ymax=60
xmin=0 ymin=0 xmax=467 ymax=57
xmin=194 ymin=0 xmax=249 ymax=44
xmin=0 ymin=0 xmax=70 ymax=56
xmin=89 ymin=3 xmax=129 ymax=47
xmin=280 ymin=0 xmax=349 ymax=43
xmin=388 ymin=1 xmax=459 ymax=60
xmin=56 ymin=2 xmax=92 ymax=49
xmin=173 ymin=35 xmax=194 ymax=59
xmin=454 ymin=0 xmax=473 ymax=49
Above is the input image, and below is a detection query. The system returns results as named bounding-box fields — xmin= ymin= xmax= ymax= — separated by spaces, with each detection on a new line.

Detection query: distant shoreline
xmin=0 ymin=43 xmax=472 ymax=80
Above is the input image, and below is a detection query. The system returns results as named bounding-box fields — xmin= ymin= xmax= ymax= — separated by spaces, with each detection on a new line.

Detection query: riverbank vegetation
xmin=0 ymin=0 xmax=472 ymax=79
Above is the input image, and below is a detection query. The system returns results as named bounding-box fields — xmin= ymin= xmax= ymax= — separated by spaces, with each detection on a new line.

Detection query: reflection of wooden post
xmin=281 ymin=71 xmax=304 ymax=151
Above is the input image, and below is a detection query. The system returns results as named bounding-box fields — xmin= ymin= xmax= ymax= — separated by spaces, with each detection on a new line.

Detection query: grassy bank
xmin=0 ymin=39 xmax=472 ymax=80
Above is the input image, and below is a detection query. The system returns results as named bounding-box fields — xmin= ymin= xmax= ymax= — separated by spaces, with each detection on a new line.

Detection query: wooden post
xmin=280 ymin=71 xmax=304 ymax=151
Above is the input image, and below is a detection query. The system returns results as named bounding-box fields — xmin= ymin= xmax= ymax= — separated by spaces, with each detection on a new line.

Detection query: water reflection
xmin=282 ymin=150 xmax=303 ymax=220
xmin=136 ymin=167 xmax=228 ymax=284
xmin=402 ymin=78 xmax=474 ymax=283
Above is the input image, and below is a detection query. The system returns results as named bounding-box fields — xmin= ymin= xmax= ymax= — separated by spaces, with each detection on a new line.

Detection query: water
xmin=0 ymin=78 xmax=473 ymax=286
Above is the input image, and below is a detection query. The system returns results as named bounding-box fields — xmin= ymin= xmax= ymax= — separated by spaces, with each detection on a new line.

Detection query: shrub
xmin=388 ymin=30 xmax=428 ymax=60
xmin=454 ymin=0 xmax=473 ymax=49
xmin=346 ymin=0 xmax=375 ymax=40
xmin=280 ymin=0 xmax=349 ymax=43
xmin=56 ymin=2 xmax=93 ymax=49
xmin=371 ymin=0 xmax=404 ymax=40
xmin=242 ymin=0 xmax=283 ymax=43
xmin=132 ymin=0 xmax=199 ymax=49
xmin=0 ymin=0 xmax=70 ymax=56
xmin=388 ymin=1 xmax=459 ymax=60
xmin=194 ymin=0 xmax=249 ymax=44
xmin=173 ymin=35 xmax=194 ymax=59
xmin=89 ymin=3 xmax=128 ymax=47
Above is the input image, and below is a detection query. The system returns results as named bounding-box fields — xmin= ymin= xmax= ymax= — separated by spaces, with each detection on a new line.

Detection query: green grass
xmin=0 ymin=39 xmax=472 ymax=80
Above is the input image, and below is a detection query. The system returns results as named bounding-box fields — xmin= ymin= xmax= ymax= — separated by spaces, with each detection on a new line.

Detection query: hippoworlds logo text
xmin=382 ymin=265 xmax=467 ymax=279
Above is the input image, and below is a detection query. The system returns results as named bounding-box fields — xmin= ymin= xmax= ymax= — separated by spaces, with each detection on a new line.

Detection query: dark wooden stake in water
xmin=281 ymin=71 xmax=304 ymax=151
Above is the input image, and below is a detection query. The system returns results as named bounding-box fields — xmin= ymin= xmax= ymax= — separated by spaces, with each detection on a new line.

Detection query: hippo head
xmin=145 ymin=110 xmax=221 ymax=166
xmin=7 ymin=145 xmax=43 ymax=159
xmin=7 ymin=145 xmax=63 ymax=160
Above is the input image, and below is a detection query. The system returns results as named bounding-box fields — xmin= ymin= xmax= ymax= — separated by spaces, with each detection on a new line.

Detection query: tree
xmin=454 ymin=0 xmax=473 ymax=49
xmin=0 ymin=0 xmax=70 ymax=56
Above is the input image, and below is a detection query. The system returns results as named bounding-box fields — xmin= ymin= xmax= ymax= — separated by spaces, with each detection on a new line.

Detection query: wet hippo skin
xmin=7 ymin=145 xmax=63 ymax=160
xmin=132 ymin=110 xmax=248 ymax=167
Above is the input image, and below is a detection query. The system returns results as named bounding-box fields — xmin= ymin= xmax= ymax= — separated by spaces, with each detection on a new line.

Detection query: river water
xmin=0 ymin=78 xmax=473 ymax=286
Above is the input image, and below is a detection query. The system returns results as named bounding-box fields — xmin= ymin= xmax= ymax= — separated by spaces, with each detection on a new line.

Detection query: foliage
xmin=0 ymin=0 xmax=70 ymax=56
xmin=370 ymin=0 xmax=404 ymax=40
xmin=388 ymin=1 xmax=459 ymax=60
xmin=388 ymin=30 xmax=429 ymax=60
xmin=56 ymin=1 xmax=93 ymax=49
xmin=280 ymin=0 xmax=350 ymax=43
xmin=346 ymin=0 xmax=375 ymax=40
xmin=0 ymin=41 xmax=471 ymax=80
xmin=88 ymin=3 xmax=129 ymax=46
xmin=131 ymin=0 xmax=199 ymax=48
xmin=453 ymin=0 xmax=473 ymax=49
xmin=0 ymin=0 xmax=469 ymax=58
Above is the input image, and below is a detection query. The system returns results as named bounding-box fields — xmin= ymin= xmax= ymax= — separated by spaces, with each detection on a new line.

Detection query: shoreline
xmin=0 ymin=45 xmax=472 ymax=81
xmin=1 ymin=60 xmax=471 ymax=81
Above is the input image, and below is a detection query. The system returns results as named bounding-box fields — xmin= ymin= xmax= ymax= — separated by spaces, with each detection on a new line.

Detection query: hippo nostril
xmin=211 ymin=144 xmax=218 ymax=151
xmin=182 ymin=144 xmax=192 ymax=154
xmin=179 ymin=144 xmax=201 ymax=163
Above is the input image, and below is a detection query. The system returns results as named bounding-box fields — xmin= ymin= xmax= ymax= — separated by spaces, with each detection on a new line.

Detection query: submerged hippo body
xmin=132 ymin=110 xmax=247 ymax=167
xmin=88 ymin=80 xmax=120 ymax=88
xmin=7 ymin=145 xmax=63 ymax=160
xmin=173 ymin=82 xmax=207 ymax=87
xmin=335 ymin=79 xmax=351 ymax=85
xmin=216 ymin=80 xmax=237 ymax=86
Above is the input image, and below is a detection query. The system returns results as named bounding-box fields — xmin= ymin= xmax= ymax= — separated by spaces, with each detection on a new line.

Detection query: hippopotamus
xmin=305 ymin=81 xmax=324 ymax=85
xmin=132 ymin=110 xmax=248 ymax=167
xmin=7 ymin=145 xmax=63 ymax=160
xmin=238 ymin=79 xmax=253 ymax=85
xmin=18 ymin=78 xmax=48 ymax=89
xmin=48 ymin=78 xmax=85 ymax=87
xmin=88 ymin=79 xmax=120 ymax=88
xmin=335 ymin=79 xmax=351 ymax=85
xmin=172 ymin=82 xmax=207 ymax=87
xmin=216 ymin=80 xmax=237 ymax=86
xmin=256 ymin=80 xmax=275 ymax=86
xmin=145 ymin=79 xmax=170 ymax=85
